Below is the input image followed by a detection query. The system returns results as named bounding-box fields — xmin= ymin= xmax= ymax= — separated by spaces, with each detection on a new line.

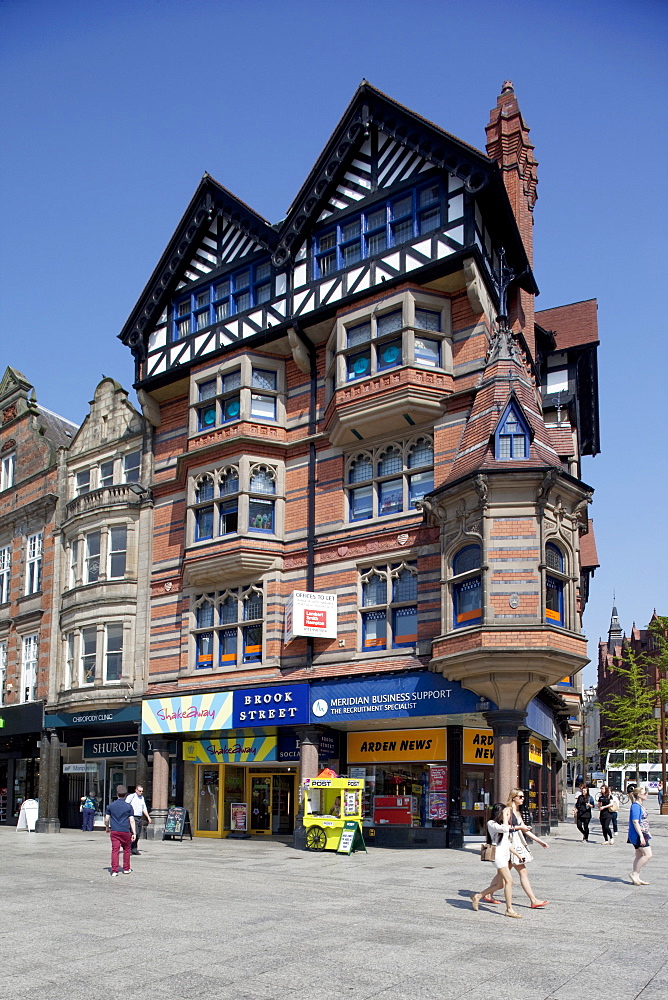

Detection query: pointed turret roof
xmin=435 ymin=322 xmax=561 ymax=487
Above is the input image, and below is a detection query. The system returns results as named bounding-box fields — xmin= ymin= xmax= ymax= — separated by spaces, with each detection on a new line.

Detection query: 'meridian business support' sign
xmin=284 ymin=590 xmax=337 ymax=642
xmin=310 ymin=671 xmax=488 ymax=724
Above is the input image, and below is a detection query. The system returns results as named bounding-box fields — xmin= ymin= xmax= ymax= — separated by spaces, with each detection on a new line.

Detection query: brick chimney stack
xmin=486 ymin=81 xmax=539 ymax=357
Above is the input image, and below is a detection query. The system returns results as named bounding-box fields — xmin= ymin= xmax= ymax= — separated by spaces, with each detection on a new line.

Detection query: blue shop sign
xmin=45 ymin=705 xmax=142 ymax=728
xmin=232 ymin=684 xmax=310 ymax=727
xmin=83 ymin=735 xmax=177 ymax=759
xmin=310 ymin=672 xmax=490 ymax=724
xmin=277 ymin=731 xmax=338 ymax=762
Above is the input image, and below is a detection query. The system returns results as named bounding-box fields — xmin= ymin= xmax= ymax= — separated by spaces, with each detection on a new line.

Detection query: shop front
xmin=0 ymin=702 xmax=43 ymax=825
xmin=43 ymin=704 xmax=148 ymax=828
xmin=142 ymin=682 xmax=327 ymax=839
xmin=310 ymin=670 xmax=492 ymax=848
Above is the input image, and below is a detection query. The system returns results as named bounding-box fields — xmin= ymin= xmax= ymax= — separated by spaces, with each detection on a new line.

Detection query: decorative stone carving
xmin=473 ymin=474 xmax=489 ymax=508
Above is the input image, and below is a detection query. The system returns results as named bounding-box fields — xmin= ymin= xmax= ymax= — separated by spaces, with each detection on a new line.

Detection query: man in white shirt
xmin=126 ymin=784 xmax=151 ymax=855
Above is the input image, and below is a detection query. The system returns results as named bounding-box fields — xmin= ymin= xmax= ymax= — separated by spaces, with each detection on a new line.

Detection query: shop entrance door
xmin=248 ymin=774 xmax=294 ymax=834
xmin=196 ymin=764 xmax=222 ymax=836
xmin=271 ymin=774 xmax=294 ymax=834
xmin=250 ymin=775 xmax=271 ymax=833
xmin=461 ymin=768 xmax=493 ymax=837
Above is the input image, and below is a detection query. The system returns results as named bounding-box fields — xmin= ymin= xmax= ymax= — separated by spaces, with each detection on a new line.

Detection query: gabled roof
xmin=435 ymin=328 xmax=562 ymax=487
xmin=273 ymin=81 xmax=534 ymax=284
xmin=119 ymin=174 xmax=279 ymax=353
xmin=535 ymin=299 xmax=599 ymax=351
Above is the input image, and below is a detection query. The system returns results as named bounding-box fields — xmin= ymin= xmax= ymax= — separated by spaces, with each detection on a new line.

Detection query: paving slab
xmin=1 ymin=797 xmax=666 ymax=999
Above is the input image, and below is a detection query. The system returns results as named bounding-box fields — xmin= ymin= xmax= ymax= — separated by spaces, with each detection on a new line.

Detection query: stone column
xmin=135 ymin=726 xmax=149 ymax=790
xmin=293 ymin=728 xmax=320 ymax=850
xmin=446 ymin=726 xmax=463 ymax=849
xmin=36 ymin=730 xmax=61 ymax=834
xmin=147 ymin=746 xmax=170 ymax=840
xmin=518 ymin=730 xmax=531 ymax=823
xmin=485 ymin=709 xmax=526 ymax=805
xmin=540 ymin=740 xmax=551 ymax=835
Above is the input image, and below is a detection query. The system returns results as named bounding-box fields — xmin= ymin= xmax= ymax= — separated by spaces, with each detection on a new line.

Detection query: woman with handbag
xmin=482 ymin=789 xmax=550 ymax=909
xmin=597 ymin=784 xmax=615 ymax=843
xmin=471 ymin=802 xmax=523 ymax=918
xmin=628 ymin=785 xmax=653 ymax=885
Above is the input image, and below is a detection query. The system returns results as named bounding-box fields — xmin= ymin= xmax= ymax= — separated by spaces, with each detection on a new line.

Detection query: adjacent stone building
xmin=43 ymin=378 xmax=154 ymax=829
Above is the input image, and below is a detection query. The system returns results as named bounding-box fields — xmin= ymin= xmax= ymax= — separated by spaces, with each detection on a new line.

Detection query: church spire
xmin=608 ymin=601 xmax=623 ymax=653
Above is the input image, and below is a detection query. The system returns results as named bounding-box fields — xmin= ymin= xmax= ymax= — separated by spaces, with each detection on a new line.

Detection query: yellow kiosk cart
xmin=302 ymin=777 xmax=366 ymax=853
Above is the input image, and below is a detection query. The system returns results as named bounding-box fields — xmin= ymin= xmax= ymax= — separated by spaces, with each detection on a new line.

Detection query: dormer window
xmin=495 ymin=403 xmax=529 ymax=460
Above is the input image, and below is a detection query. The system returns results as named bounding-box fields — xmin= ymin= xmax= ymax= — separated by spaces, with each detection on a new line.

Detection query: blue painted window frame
xmin=452 ymin=545 xmax=482 ymax=628
xmin=495 ymin=402 xmax=530 ymax=460
xmin=313 ymin=181 xmax=451 ymax=279
xmin=171 ymin=259 xmax=273 ymax=342
xmin=545 ymin=543 xmax=565 ymax=626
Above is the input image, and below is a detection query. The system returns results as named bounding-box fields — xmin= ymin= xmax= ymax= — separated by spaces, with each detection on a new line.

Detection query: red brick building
xmin=0 ymin=367 xmax=78 ymax=826
xmin=120 ymin=82 xmax=600 ymax=846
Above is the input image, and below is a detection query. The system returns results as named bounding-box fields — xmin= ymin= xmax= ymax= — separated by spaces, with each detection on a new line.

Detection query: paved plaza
xmin=1 ymin=800 xmax=666 ymax=1000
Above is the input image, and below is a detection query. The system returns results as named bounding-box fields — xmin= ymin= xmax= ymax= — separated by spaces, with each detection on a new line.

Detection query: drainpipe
xmin=292 ymin=322 xmax=317 ymax=670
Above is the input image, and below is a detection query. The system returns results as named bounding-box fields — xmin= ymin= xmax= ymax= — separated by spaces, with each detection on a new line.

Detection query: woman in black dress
xmin=574 ymin=785 xmax=594 ymax=841
xmin=597 ymin=784 xmax=615 ymax=844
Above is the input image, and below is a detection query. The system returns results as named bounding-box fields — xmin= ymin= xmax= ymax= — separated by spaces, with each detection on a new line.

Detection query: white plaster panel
xmin=275 ymin=273 xmax=287 ymax=295
xmin=413 ymin=239 xmax=432 ymax=257
xmin=294 ymin=263 xmax=307 ymax=288
xmin=380 ymin=252 xmax=400 ymax=270
xmin=148 ymin=328 xmax=166 ymax=350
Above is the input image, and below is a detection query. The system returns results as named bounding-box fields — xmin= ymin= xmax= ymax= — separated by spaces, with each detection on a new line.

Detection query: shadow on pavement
xmin=576 ymin=872 xmax=628 ymax=882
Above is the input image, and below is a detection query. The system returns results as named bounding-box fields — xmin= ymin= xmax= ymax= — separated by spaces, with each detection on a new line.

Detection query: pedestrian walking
xmin=628 ymin=785 xmax=653 ymax=885
xmin=482 ymin=789 xmax=550 ymax=908
xmin=597 ymin=784 xmax=615 ymax=844
xmin=80 ymin=793 xmax=96 ymax=832
xmin=573 ymin=785 xmax=594 ymax=841
xmin=609 ymin=791 xmax=620 ymax=835
xmin=471 ymin=802 xmax=523 ymax=919
xmin=126 ymin=784 xmax=151 ymax=855
xmin=105 ymin=784 xmax=136 ymax=877
xmin=657 ymin=780 xmax=664 ymax=810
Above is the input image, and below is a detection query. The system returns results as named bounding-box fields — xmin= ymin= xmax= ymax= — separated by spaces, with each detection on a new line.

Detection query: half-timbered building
xmin=120 ymin=82 xmax=600 ymax=845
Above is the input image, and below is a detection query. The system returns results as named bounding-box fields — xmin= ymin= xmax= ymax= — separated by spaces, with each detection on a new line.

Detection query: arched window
xmin=495 ymin=402 xmax=530 ymax=460
xmin=545 ymin=543 xmax=565 ymax=626
xmin=452 ymin=545 xmax=482 ymax=628
xmin=195 ymin=476 xmax=214 ymax=504
xmin=195 ymin=596 xmax=215 ymax=669
xmin=194 ymin=476 xmax=215 ymax=540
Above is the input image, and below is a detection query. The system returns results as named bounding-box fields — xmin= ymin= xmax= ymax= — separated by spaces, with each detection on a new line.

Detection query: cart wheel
xmin=305 ymin=826 xmax=327 ymax=851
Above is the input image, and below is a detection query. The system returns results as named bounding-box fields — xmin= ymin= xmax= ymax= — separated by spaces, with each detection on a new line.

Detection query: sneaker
xmin=122 ymin=869 xmax=133 ymax=875
xmin=111 ymin=872 xmax=119 ymax=877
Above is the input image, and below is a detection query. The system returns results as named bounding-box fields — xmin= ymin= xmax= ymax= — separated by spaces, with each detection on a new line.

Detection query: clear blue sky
xmin=1 ymin=0 xmax=666 ymax=684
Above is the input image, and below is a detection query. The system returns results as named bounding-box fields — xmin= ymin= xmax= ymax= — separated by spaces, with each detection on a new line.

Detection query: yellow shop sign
xmin=529 ymin=737 xmax=543 ymax=765
xmin=463 ymin=728 xmax=494 ymax=766
xmin=347 ymin=728 xmax=445 ymax=763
